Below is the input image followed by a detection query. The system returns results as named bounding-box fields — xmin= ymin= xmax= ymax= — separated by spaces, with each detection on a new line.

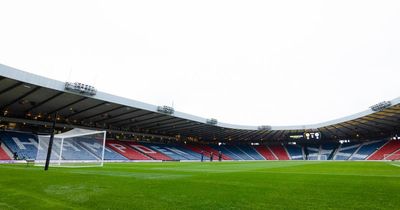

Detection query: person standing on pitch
xmin=218 ymin=151 xmax=222 ymax=161
xmin=210 ymin=152 xmax=213 ymax=162
xmin=200 ymin=150 xmax=204 ymax=162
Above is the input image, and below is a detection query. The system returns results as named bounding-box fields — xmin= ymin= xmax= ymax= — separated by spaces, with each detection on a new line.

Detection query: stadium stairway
xmin=367 ymin=140 xmax=400 ymax=160
xmin=254 ymin=145 xmax=277 ymax=160
xmin=106 ymin=140 xmax=152 ymax=160
xmin=269 ymin=145 xmax=290 ymax=160
xmin=126 ymin=143 xmax=172 ymax=161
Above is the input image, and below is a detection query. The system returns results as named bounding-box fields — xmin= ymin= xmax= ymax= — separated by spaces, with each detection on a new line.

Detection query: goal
xmin=35 ymin=128 xmax=106 ymax=168
xmin=383 ymin=154 xmax=400 ymax=161
xmin=307 ymin=154 xmax=328 ymax=160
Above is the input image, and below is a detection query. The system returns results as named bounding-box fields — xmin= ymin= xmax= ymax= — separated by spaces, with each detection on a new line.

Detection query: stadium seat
xmin=185 ymin=144 xmax=231 ymax=160
xmin=350 ymin=140 xmax=387 ymax=160
xmin=367 ymin=140 xmax=400 ymax=160
xmin=79 ymin=139 xmax=127 ymax=160
xmin=269 ymin=145 xmax=290 ymax=160
xmin=106 ymin=140 xmax=152 ymax=160
xmin=0 ymin=144 xmax=11 ymax=160
xmin=333 ymin=142 xmax=361 ymax=160
xmin=221 ymin=145 xmax=254 ymax=160
xmin=0 ymin=131 xmax=38 ymax=159
xmin=254 ymin=145 xmax=277 ymax=160
xmin=127 ymin=143 xmax=172 ymax=160
xmin=210 ymin=145 xmax=242 ymax=160
xmin=141 ymin=142 xmax=192 ymax=160
xmin=238 ymin=145 xmax=265 ymax=160
xmin=285 ymin=145 xmax=303 ymax=160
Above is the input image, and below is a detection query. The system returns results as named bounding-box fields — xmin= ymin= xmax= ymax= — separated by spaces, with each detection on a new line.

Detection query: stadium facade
xmin=0 ymin=63 xmax=399 ymax=162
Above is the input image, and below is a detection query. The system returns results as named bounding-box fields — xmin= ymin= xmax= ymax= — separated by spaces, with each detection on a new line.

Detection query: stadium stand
xmin=106 ymin=140 xmax=152 ymax=160
xmin=385 ymin=149 xmax=400 ymax=160
xmin=222 ymin=145 xmax=254 ymax=160
xmin=254 ymin=145 xmax=277 ymax=160
xmin=350 ymin=140 xmax=387 ymax=160
xmin=367 ymin=140 xmax=400 ymax=160
xmin=142 ymin=143 xmax=191 ymax=160
xmin=127 ymin=143 xmax=172 ymax=160
xmin=305 ymin=145 xmax=320 ymax=160
xmin=0 ymin=131 xmax=38 ymax=159
xmin=164 ymin=145 xmax=199 ymax=160
xmin=0 ymin=145 xmax=11 ymax=160
xmin=333 ymin=142 xmax=361 ymax=160
xmin=53 ymin=138 xmax=100 ymax=160
xmin=186 ymin=144 xmax=231 ymax=160
xmin=210 ymin=145 xmax=242 ymax=160
xmin=321 ymin=143 xmax=338 ymax=160
xmin=1 ymin=131 xmax=399 ymax=162
xmin=269 ymin=145 xmax=290 ymax=160
xmin=79 ymin=139 xmax=127 ymax=160
xmin=286 ymin=145 xmax=304 ymax=160
xmin=172 ymin=144 xmax=205 ymax=160
xmin=238 ymin=145 xmax=265 ymax=160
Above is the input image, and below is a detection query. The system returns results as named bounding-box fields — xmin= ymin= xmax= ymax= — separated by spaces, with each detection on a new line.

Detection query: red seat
xmin=269 ymin=145 xmax=290 ymax=160
xmin=0 ymin=146 xmax=11 ymax=160
xmin=255 ymin=145 xmax=277 ymax=160
xmin=127 ymin=143 xmax=172 ymax=161
xmin=106 ymin=140 xmax=152 ymax=160
xmin=368 ymin=140 xmax=400 ymax=160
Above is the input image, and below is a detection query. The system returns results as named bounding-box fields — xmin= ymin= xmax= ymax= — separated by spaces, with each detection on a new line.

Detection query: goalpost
xmin=383 ymin=154 xmax=400 ymax=161
xmin=35 ymin=128 xmax=106 ymax=168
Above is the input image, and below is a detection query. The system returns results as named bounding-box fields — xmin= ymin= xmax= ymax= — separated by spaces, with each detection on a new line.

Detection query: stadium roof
xmin=0 ymin=63 xmax=399 ymax=142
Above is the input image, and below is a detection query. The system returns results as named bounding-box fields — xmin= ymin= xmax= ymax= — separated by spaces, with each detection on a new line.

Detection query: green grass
xmin=0 ymin=161 xmax=399 ymax=210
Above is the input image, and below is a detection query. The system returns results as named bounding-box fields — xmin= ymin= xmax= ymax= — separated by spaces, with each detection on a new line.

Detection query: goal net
xmin=307 ymin=154 xmax=328 ymax=160
xmin=383 ymin=154 xmax=400 ymax=161
xmin=35 ymin=128 xmax=106 ymax=168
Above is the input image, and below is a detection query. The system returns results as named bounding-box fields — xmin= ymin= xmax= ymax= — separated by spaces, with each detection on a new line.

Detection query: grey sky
xmin=0 ymin=0 xmax=399 ymax=126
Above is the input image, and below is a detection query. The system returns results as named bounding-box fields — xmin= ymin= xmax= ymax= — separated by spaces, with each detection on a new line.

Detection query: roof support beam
xmin=24 ymin=92 xmax=64 ymax=113
xmin=1 ymin=86 xmax=41 ymax=110
xmin=158 ymin=122 xmax=203 ymax=132
xmin=78 ymin=105 xmax=125 ymax=122
xmin=147 ymin=119 xmax=189 ymax=130
xmin=0 ymin=82 xmax=22 ymax=95
xmin=65 ymin=102 xmax=108 ymax=118
xmin=47 ymin=97 xmax=87 ymax=115
xmin=94 ymin=109 xmax=142 ymax=124
xmin=125 ymin=115 xmax=171 ymax=128
xmin=108 ymin=112 xmax=154 ymax=126
xmin=131 ymin=116 xmax=177 ymax=128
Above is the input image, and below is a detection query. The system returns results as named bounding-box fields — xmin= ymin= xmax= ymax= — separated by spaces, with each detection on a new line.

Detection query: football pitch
xmin=0 ymin=161 xmax=399 ymax=210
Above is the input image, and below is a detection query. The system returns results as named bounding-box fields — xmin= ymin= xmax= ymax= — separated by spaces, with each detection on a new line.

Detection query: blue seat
xmin=286 ymin=145 xmax=303 ymax=160
xmin=0 ymin=131 xmax=38 ymax=159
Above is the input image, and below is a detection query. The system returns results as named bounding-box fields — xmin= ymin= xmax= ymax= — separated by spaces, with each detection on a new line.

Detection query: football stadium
xmin=1 ymin=1 xmax=400 ymax=209
xmin=0 ymin=64 xmax=399 ymax=209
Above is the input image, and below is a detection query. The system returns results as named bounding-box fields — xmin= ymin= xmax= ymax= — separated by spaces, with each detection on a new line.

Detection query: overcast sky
xmin=0 ymin=0 xmax=399 ymax=126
